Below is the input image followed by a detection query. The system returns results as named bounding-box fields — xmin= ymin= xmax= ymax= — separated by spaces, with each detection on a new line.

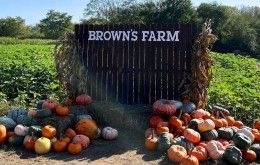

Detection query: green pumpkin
xmin=34 ymin=109 xmax=52 ymax=118
xmin=171 ymin=136 xmax=194 ymax=150
xmin=201 ymin=129 xmax=218 ymax=141
xmin=233 ymin=133 xmax=251 ymax=150
xmin=188 ymin=119 xmax=200 ymax=132
xmin=28 ymin=125 xmax=42 ymax=137
xmin=222 ymin=145 xmax=242 ymax=165
xmin=76 ymin=114 xmax=92 ymax=123
xmin=7 ymin=108 xmax=27 ymax=122
xmin=217 ymin=127 xmax=234 ymax=140
xmin=0 ymin=116 xmax=17 ymax=130
xmin=8 ymin=135 xmax=24 ymax=146
xmin=16 ymin=115 xmax=33 ymax=126
xmin=36 ymin=100 xmax=45 ymax=109
xmin=250 ymin=143 xmax=260 ymax=158
xmin=158 ymin=132 xmax=172 ymax=152
xmin=181 ymin=102 xmax=196 ymax=114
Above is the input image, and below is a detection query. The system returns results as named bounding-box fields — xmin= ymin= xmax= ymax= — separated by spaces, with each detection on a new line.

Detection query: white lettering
xmin=157 ymin=31 xmax=166 ymax=41
xmin=131 ymin=31 xmax=138 ymax=41
xmin=111 ymin=31 xmax=122 ymax=41
xmin=148 ymin=31 xmax=156 ymax=41
xmin=88 ymin=31 xmax=96 ymax=40
xmin=142 ymin=31 xmax=149 ymax=41
xmin=122 ymin=31 xmax=130 ymax=41
xmin=166 ymin=31 xmax=180 ymax=41
xmin=103 ymin=31 xmax=111 ymax=41
xmin=96 ymin=31 xmax=103 ymax=40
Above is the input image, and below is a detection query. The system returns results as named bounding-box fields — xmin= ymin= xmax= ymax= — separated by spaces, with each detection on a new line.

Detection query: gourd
xmin=76 ymin=94 xmax=92 ymax=105
xmin=76 ymin=119 xmax=98 ymax=139
xmin=34 ymin=109 xmax=52 ymax=118
xmin=102 ymin=127 xmax=118 ymax=140
xmin=201 ymin=129 xmax=218 ymax=141
xmin=167 ymin=145 xmax=187 ymax=162
xmin=7 ymin=109 xmax=27 ymax=122
xmin=233 ymin=133 xmax=252 ymax=150
xmin=189 ymin=146 xmax=207 ymax=162
xmin=181 ymin=102 xmax=196 ymax=114
xmin=171 ymin=136 xmax=194 ymax=150
xmin=16 ymin=115 xmax=33 ymax=126
xmin=222 ymin=145 xmax=242 ymax=165
xmin=217 ymin=127 xmax=234 ymax=140
xmin=206 ymin=140 xmax=225 ymax=160
xmin=0 ymin=117 xmax=16 ymax=130
xmin=67 ymin=142 xmax=82 ymax=154
xmin=183 ymin=128 xmax=201 ymax=143
xmin=145 ymin=129 xmax=158 ymax=151
xmin=153 ymin=99 xmax=177 ymax=116
xmin=14 ymin=124 xmax=29 ymax=136
xmin=34 ymin=137 xmax=51 ymax=154
xmin=28 ymin=125 xmax=42 ymax=137
xmin=75 ymin=114 xmax=92 ymax=123
xmin=8 ymin=135 xmax=24 ymax=146
xmin=158 ymin=132 xmax=172 ymax=152
xmin=242 ymin=150 xmax=257 ymax=162
xmin=72 ymin=134 xmax=90 ymax=149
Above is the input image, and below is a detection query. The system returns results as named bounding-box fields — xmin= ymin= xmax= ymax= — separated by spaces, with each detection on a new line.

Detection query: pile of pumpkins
xmin=0 ymin=94 xmax=118 ymax=155
xmin=144 ymin=99 xmax=260 ymax=164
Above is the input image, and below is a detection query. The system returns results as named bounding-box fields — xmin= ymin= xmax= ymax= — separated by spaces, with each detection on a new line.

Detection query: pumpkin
xmin=217 ymin=127 xmax=234 ymax=140
xmin=61 ymin=136 xmax=71 ymax=144
xmin=253 ymin=121 xmax=260 ymax=130
xmin=189 ymin=146 xmax=207 ymax=162
xmin=237 ymin=128 xmax=255 ymax=143
xmin=145 ymin=129 xmax=158 ymax=151
xmin=206 ymin=140 xmax=225 ymax=160
xmin=23 ymin=135 xmax=37 ymax=151
xmin=72 ymin=134 xmax=90 ymax=149
xmin=221 ymin=119 xmax=228 ymax=127
xmin=175 ymin=125 xmax=186 ymax=136
xmin=198 ymin=141 xmax=207 ymax=148
xmin=198 ymin=119 xmax=215 ymax=132
xmin=76 ymin=119 xmax=98 ymax=140
xmin=68 ymin=142 xmax=82 ymax=154
xmin=6 ymin=131 xmax=15 ymax=139
xmin=158 ymin=132 xmax=172 ymax=152
xmin=144 ymin=128 xmax=153 ymax=138
xmin=156 ymin=126 xmax=169 ymax=136
xmin=50 ymin=137 xmax=57 ymax=144
xmin=188 ymin=119 xmax=202 ymax=132
xmin=0 ymin=117 xmax=16 ymax=130
xmin=181 ymin=155 xmax=199 ymax=165
xmin=27 ymin=108 xmax=37 ymax=117
xmin=171 ymin=100 xmax=183 ymax=109
xmin=233 ymin=133 xmax=252 ymax=150
xmin=181 ymin=113 xmax=192 ymax=125
xmin=226 ymin=116 xmax=235 ymax=126
xmin=183 ymin=128 xmax=201 ymax=144
xmin=181 ymin=102 xmax=196 ymax=114
xmin=212 ymin=105 xmax=230 ymax=116
xmin=35 ymin=137 xmax=51 ymax=154
xmin=201 ymin=129 xmax=218 ymax=141
xmin=0 ymin=125 xmax=7 ymax=144
xmin=171 ymin=136 xmax=194 ymax=150
xmin=52 ymin=139 xmax=67 ymax=152
xmin=42 ymin=100 xmax=58 ymax=111
xmin=16 ymin=115 xmax=33 ymax=126
xmin=153 ymin=99 xmax=177 ymax=116
xmin=8 ymin=135 xmax=24 ymax=146
xmin=149 ymin=115 xmax=164 ymax=128
xmin=252 ymin=129 xmax=260 ymax=142
xmin=65 ymin=128 xmax=76 ymax=139
xmin=250 ymin=143 xmax=260 ymax=158
xmin=76 ymin=94 xmax=92 ymax=105
xmin=223 ymin=145 xmax=242 ymax=165
xmin=169 ymin=116 xmax=182 ymax=129
xmin=167 ymin=145 xmax=187 ymax=162
xmin=34 ymin=109 xmax=52 ymax=118
xmin=64 ymin=98 xmax=76 ymax=106
xmin=233 ymin=120 xmax=244 ymax=129
xmin=213 ymin=118 xmax=223 ymax=129
xmin=191 ymin=109 xmax=210 ymax=119
xmin=55 ymin=105 xmax=69 ymax=116
xmin=242 ymin=150 xmax=257 ymax=162
xmin=14 ymin=124 xmax=29 ymax=136
xmin=28 ymin=125 xmax=42 ymax=137
xmin=36 ymin=100 xmax=45 ymax=109
xmin=42 ymin=125 xmax=56 ymax=139
xmin=217 ymin=139 xmax=230 ymax=148
xmin=7 ymin=108 xmax=27 ymax=122
xmin=75 ymin=114 xmax=92 ymax=123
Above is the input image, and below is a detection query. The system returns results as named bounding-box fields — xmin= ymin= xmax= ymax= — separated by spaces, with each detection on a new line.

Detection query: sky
xmin=0 ymin=0 xmax=259 ymax=25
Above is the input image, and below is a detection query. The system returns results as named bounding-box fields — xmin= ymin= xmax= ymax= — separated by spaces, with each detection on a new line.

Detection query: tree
xmin=39 ymin=10 xmax=72 ymax=39
xmin=0 ymin=17 xmax=29 ymax=37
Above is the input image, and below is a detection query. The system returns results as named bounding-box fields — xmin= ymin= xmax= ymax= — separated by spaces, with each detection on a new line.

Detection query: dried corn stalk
xmin=189 ymin=20 xmax=217 ymax=109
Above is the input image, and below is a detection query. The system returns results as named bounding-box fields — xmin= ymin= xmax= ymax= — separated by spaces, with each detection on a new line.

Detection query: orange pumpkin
xmin=183 ymin=128 xmax=201 ymax=144
xmin=149 ymin=115 xmax=164 ymax=128
xmin=42 ymin=100 xmax=58 ymax=111
xmin=6 ymin=131 xmax=15 ymax=139
xmin=175 ymin=126 xmax=186 ymax=136
xmin=156 ymin=126 xmax=169 ymax=136
xmin=0 ymin=125 xmax=7 ymax=144
xmin=169 ymin=116 xmax=182 ymax=129
xmin=76 ymin=94 xmax=92 ymax=105
xmin=233 ymin=120 xmax=244 ymax=128
xmin=65 ymin=128 xmax=76 ymax=139
xmin=167 ymin=145 xmax=187 ymax=162
xmin=145 ymin=129 xmax=158 ymax=151
xmin=217 ymin=139 xmax=230 ymax=148
xmin=53 ymin=140 xmax=67 ymax=152
xmin=73 ymin=135 xmax=90 ymax=149
xmin=253 ymin=121 xmax=260 ymax=130
xmin=221 ymin=119 xmax=228 ymax=127
xmin=213 ymin=118 xmax=223 ymax=129
xmin=42 ymin=125 xmax=56 ymax=139
xmin=67 ymin=142 xmax=82 ymax=154
xmin=181 ymin=155 xmax=199 ymax=165
xmin=23 ymin=135 xmax=37 ymax=151
xmin=191 ymin=109 xmax=210 ymax=119
xmin=198 ymin=119 xmax=215 ymax=132
xmin=152 ymin=99 xmax=177 ymax=116
xmin=76 ymin=119 xmax=98 ymax=139
xmin=64 ymin=98 xmax=76 ymax=106
xmin=181 ymin=113 xmax=192 ymax=125
xmin=55 ymin=105 xmax=69 ymax=116
xmin=226 ymin=116 xmax=235 ymax=126
xmin=189 ymin=146 xmax=207 ymax=162
xmin=242 ymin=150 xmax=257 ymax=162
xmin=197 ymin=141 xmax=207 ymax=148
xmin=252 ymin=129 xmax=260 ymax=142
xmin=61 ymin=137 xmax=71 ymax=144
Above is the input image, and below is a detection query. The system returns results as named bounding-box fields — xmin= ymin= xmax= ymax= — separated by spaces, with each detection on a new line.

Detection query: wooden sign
xmin=75 ymin=24 xmax=197 ymax=104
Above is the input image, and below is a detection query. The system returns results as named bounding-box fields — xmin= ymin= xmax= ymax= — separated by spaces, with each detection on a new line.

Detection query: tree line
xmin=0 ymin=0 xmax=259 ymax=56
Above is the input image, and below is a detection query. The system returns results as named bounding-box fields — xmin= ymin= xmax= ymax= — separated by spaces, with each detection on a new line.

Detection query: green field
xmin=0 ymin=38 xmax=259 ymax=120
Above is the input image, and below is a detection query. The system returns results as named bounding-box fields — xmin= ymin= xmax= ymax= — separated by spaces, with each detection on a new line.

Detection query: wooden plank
xmin=112 ymin=24 xmax=119 ymax=102
xmin=133 ymin=25 xmax=140 ymax=104
xmin=161 ymin=24 xmax=169 ymax=100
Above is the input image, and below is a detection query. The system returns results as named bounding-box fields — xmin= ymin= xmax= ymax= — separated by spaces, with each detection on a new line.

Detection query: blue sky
xmin=0 ymin=0 xmax=259 ymax=25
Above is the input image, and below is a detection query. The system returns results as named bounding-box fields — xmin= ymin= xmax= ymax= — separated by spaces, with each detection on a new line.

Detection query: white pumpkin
xmin=14 ymin=124 xmax=29 ymax=136
xmin=72 ymin=134 xmax=90 ymax=149
xmin=102 ymin=127 xmax=118 ymax=140
xmin=206 ymin=140 xmax=225 ymax=160
xmin=237 ymin=128 xmax=254 ymax=143
xmin=34 ymin=137 xmax=51 ymax=154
